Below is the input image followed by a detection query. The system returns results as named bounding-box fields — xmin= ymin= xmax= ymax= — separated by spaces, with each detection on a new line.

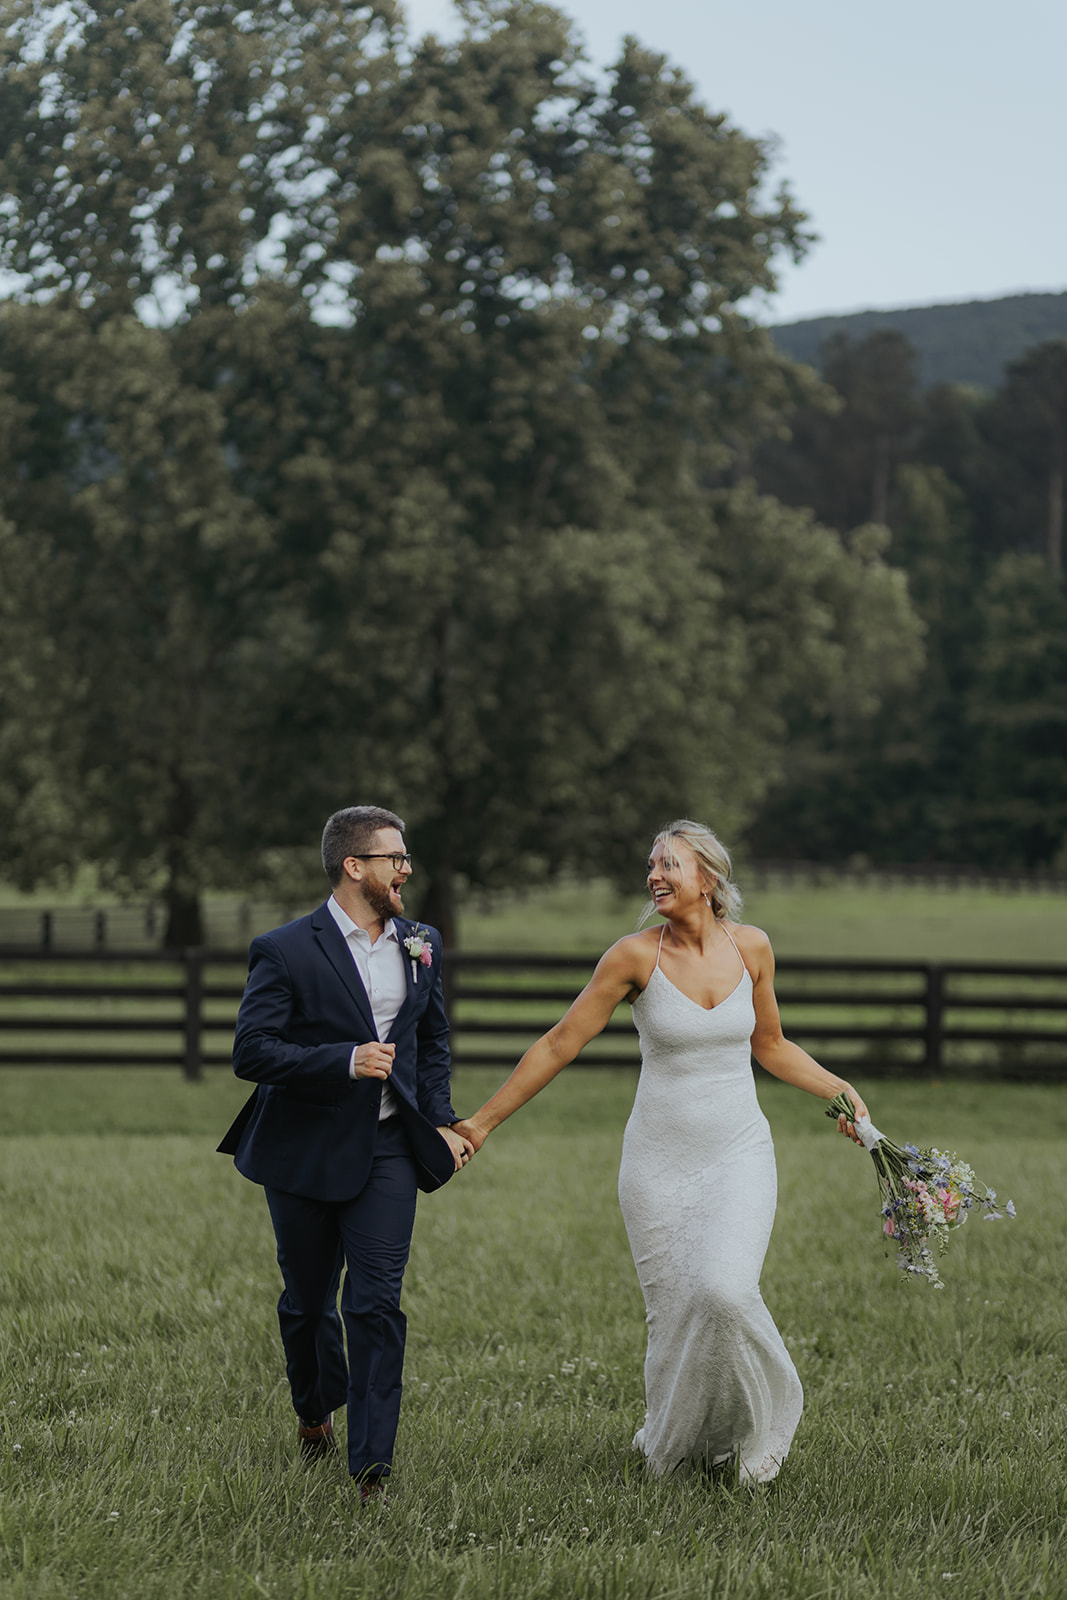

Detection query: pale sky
xmin=400 ymin=0 xmax=1067 ymax=326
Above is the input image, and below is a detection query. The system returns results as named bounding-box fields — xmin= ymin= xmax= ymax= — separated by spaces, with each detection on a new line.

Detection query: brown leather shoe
xmin=298 ymin=1414 xmax=336 ymax=1460
xmin=358 ymin=1477 xmax=387 ymax=1507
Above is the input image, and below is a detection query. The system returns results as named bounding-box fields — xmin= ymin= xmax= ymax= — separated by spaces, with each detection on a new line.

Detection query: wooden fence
xmin=1 ymin=948 xmax=1066 ymax=1080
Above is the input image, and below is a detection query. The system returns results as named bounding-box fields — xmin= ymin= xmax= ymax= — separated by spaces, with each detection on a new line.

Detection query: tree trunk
xmin=421 ymin=600 xmax=460 ymax=949
xmin=1048 ymin=457 xmax=1064 ymax=577
xmin=164 ymin=886 xmax=203 ymax=948
xmin=163 ymin=763 xmax=203 ymax=947
xmin=871 ymin=431 xmax=892 ymax=525
xmin=418 ymin=870 xmax=456 ymax=949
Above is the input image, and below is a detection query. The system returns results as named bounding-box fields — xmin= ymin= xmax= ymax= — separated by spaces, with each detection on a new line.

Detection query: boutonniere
xmin=403 ymin=927 xmax=434 ymax=982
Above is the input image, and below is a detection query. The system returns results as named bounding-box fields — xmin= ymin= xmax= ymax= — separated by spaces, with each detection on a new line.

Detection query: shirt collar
xmin=328 ymin=895 xmax=398 ymax=945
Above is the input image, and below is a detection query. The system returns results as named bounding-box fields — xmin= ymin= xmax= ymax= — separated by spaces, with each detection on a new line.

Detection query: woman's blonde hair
xmin=640 ymin=819 xmax=744 ymax=925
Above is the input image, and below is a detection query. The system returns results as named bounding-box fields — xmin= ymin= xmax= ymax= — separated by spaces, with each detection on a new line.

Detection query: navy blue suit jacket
xmin=218 ymin=903 xmax=457 ymax=1198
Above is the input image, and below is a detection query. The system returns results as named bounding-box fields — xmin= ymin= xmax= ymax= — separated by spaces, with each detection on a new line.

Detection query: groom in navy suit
xmin=219 ymin=805 xmax=473 ymax=1501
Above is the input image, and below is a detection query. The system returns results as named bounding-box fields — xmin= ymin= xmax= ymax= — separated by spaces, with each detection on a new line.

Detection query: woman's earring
xmin=703 ymin=892 xmax=712 ymax=907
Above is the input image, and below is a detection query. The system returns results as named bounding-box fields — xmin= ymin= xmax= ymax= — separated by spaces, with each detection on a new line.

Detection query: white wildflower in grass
xmin=827 ymin=1092 xmax=1014 ymax=1289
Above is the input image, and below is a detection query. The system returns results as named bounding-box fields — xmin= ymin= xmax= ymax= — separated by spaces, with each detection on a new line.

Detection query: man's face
xmin=351 ymin=827 xmax=412 ymax=921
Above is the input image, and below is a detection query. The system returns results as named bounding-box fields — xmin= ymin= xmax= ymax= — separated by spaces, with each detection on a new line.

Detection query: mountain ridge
xmin=768 ymin=289 xmax=1067 ymax=390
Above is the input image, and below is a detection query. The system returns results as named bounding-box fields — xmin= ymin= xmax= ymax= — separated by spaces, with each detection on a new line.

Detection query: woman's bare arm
xmin=739 ymin=926 xmax=869 ymax=1139
xmin=452 ymin=937 xmax=649 ymax=1149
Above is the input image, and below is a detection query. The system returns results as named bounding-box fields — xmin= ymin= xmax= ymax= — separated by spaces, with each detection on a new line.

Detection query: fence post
xmin=41 ymin=910 xmax=52 ymax=950
xmin=924 ymin=964 xmax=944 ymax=1075
xmin=93 ymin=910 xmax=107 ymax=950
xmin=183 ymin=948 xmax=204 ymax=1082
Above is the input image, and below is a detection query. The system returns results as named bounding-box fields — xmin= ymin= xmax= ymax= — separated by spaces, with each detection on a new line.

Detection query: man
xmin=218 ymin=805 xmax=473 ymax=1503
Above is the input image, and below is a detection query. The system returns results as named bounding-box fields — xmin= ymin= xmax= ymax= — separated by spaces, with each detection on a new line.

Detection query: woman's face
xmin=647 ymin=839 xmax=708 ymax=918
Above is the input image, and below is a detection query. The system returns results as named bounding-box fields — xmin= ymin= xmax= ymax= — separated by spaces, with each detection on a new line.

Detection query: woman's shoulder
xmin=596 ymin=928 xmax=661 ymax=981
xmin=725 ymin=921 xmax=775 ymax=970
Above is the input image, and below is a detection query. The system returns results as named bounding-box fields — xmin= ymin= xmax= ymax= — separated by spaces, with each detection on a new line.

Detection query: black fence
xmin=1 ymin=948 xmax=1066 ymax=1080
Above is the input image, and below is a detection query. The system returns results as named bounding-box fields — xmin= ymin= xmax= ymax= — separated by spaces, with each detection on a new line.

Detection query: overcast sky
xmin=400 ymin=0 xmax=1067 ymax=326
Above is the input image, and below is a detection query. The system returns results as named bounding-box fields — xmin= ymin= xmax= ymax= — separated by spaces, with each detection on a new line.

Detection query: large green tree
xmin=0 ymin=305 xmax=295 ymax=941
xmin=0 ymin=0 xmax=923 ymax=936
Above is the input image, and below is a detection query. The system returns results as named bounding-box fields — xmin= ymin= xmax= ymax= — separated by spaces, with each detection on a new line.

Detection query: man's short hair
xmin=321 ymin=806 xmax=406 ymax=885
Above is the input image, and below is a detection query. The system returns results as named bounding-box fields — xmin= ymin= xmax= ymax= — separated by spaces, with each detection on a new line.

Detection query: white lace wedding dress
xmin=618 ymin=926 xmax=803 ymax=1482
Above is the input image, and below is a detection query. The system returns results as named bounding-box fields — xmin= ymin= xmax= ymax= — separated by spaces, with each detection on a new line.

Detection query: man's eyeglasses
xmin=353 ymin=853 xmax=413 ymax=870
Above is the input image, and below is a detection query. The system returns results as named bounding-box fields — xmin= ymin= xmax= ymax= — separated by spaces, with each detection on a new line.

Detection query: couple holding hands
xmin=220 ymin=805 xmax=867 ymax=1502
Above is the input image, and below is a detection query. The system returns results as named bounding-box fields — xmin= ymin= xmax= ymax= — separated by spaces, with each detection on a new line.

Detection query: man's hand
xmin=351 ymin=1042 xmax=395 ymax=1081
xmin=438 ymin=1125 xmax=476 ymax=1172
xmin=449 ymin=1117 xmax=487 ymax=1154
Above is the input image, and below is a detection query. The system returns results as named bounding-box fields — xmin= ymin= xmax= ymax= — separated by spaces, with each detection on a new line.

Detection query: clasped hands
xmin=350 ymin=1043 xmax=477 ymax=1174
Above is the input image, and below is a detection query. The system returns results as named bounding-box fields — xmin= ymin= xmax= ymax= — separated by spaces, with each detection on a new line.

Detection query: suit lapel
xmin=310 ymin=902 xmax=378 ymax=1039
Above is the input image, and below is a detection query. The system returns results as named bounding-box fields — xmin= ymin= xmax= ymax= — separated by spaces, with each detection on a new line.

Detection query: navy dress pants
xmin=264 ymin=1117 xmax=419 ymax=1481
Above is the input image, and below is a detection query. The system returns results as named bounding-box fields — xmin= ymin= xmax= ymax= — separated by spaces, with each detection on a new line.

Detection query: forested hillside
xmin=751 ymin=328 xmax=1067 ymax=871
xmin=772 ymin=291 xmax=1067 ymax=391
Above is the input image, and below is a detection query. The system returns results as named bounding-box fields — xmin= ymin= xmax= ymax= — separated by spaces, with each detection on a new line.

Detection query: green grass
xmin=5 ymin=874 xmax=1067 ymax=963
xmin=456 ymin=879 xmax=1067 ymax=962
xmin=1 ymin=1069 xmax=1063 ymax=1599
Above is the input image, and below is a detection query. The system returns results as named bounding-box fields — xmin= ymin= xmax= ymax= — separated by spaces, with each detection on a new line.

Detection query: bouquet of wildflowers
xmin=827 ymin=1092 xmax=1014 ymax=1289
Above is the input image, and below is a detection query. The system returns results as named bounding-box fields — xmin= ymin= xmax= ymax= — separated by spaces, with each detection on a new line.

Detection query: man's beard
xmin=365 ymin=876 xmax=401 ymax=921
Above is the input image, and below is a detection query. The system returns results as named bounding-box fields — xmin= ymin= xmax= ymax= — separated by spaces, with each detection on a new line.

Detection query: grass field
xmin=4 ymin=874 xmax=1067 ymax=963
xmin=457 ymin=879 xmax=1067 ymax=963
xmin=1 ymin=1067 xmax=1062 ymax=1600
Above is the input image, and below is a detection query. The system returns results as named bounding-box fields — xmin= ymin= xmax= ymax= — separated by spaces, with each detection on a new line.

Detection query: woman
xmin=453 ymin=820 xmax=869 ymax=1484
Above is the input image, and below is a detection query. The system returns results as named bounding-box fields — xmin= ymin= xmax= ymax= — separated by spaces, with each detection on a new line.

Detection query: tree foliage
xmin=967 ymin=555 xmax=1067 ymax=867
xmin=750 ymin=329 xmax=1067 ymax=870
xmin=0 ymin=0 xmax=924 ymax=935
xmin=982 ymin=342 xmax=1067 ymax=577
xmin=0 ymin=305 xmax=295 ymax=939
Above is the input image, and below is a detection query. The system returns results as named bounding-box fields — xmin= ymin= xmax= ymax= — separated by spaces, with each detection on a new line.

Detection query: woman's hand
xmin=449 ymin=1116 xmax=488 ymax=1154
xmin=835 ymin=1085 xmax=870 ymax=1144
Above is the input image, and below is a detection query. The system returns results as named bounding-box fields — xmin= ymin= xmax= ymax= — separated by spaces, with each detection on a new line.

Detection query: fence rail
xmin=1 ymin=947 xmax=1066 ymax=1080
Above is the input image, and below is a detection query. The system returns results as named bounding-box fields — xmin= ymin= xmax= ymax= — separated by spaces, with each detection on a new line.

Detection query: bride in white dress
xmin=453 ymin=820 xmax=869 ymax=1483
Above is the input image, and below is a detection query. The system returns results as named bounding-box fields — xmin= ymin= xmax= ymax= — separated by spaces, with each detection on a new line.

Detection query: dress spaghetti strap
xmin=719 ymin=921 xmax=747 ymax=983
xmin=654 ymin=925 xmax=666 ymax=971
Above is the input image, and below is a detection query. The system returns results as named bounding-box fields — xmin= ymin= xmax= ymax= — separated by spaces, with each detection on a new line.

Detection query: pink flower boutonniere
xmin=403 ymin=927 xmax=434 ymax=982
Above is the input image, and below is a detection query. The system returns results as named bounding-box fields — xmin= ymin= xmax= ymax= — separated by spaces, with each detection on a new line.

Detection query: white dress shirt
xmin=327 ymin=895 xmax=408 ymax=1121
